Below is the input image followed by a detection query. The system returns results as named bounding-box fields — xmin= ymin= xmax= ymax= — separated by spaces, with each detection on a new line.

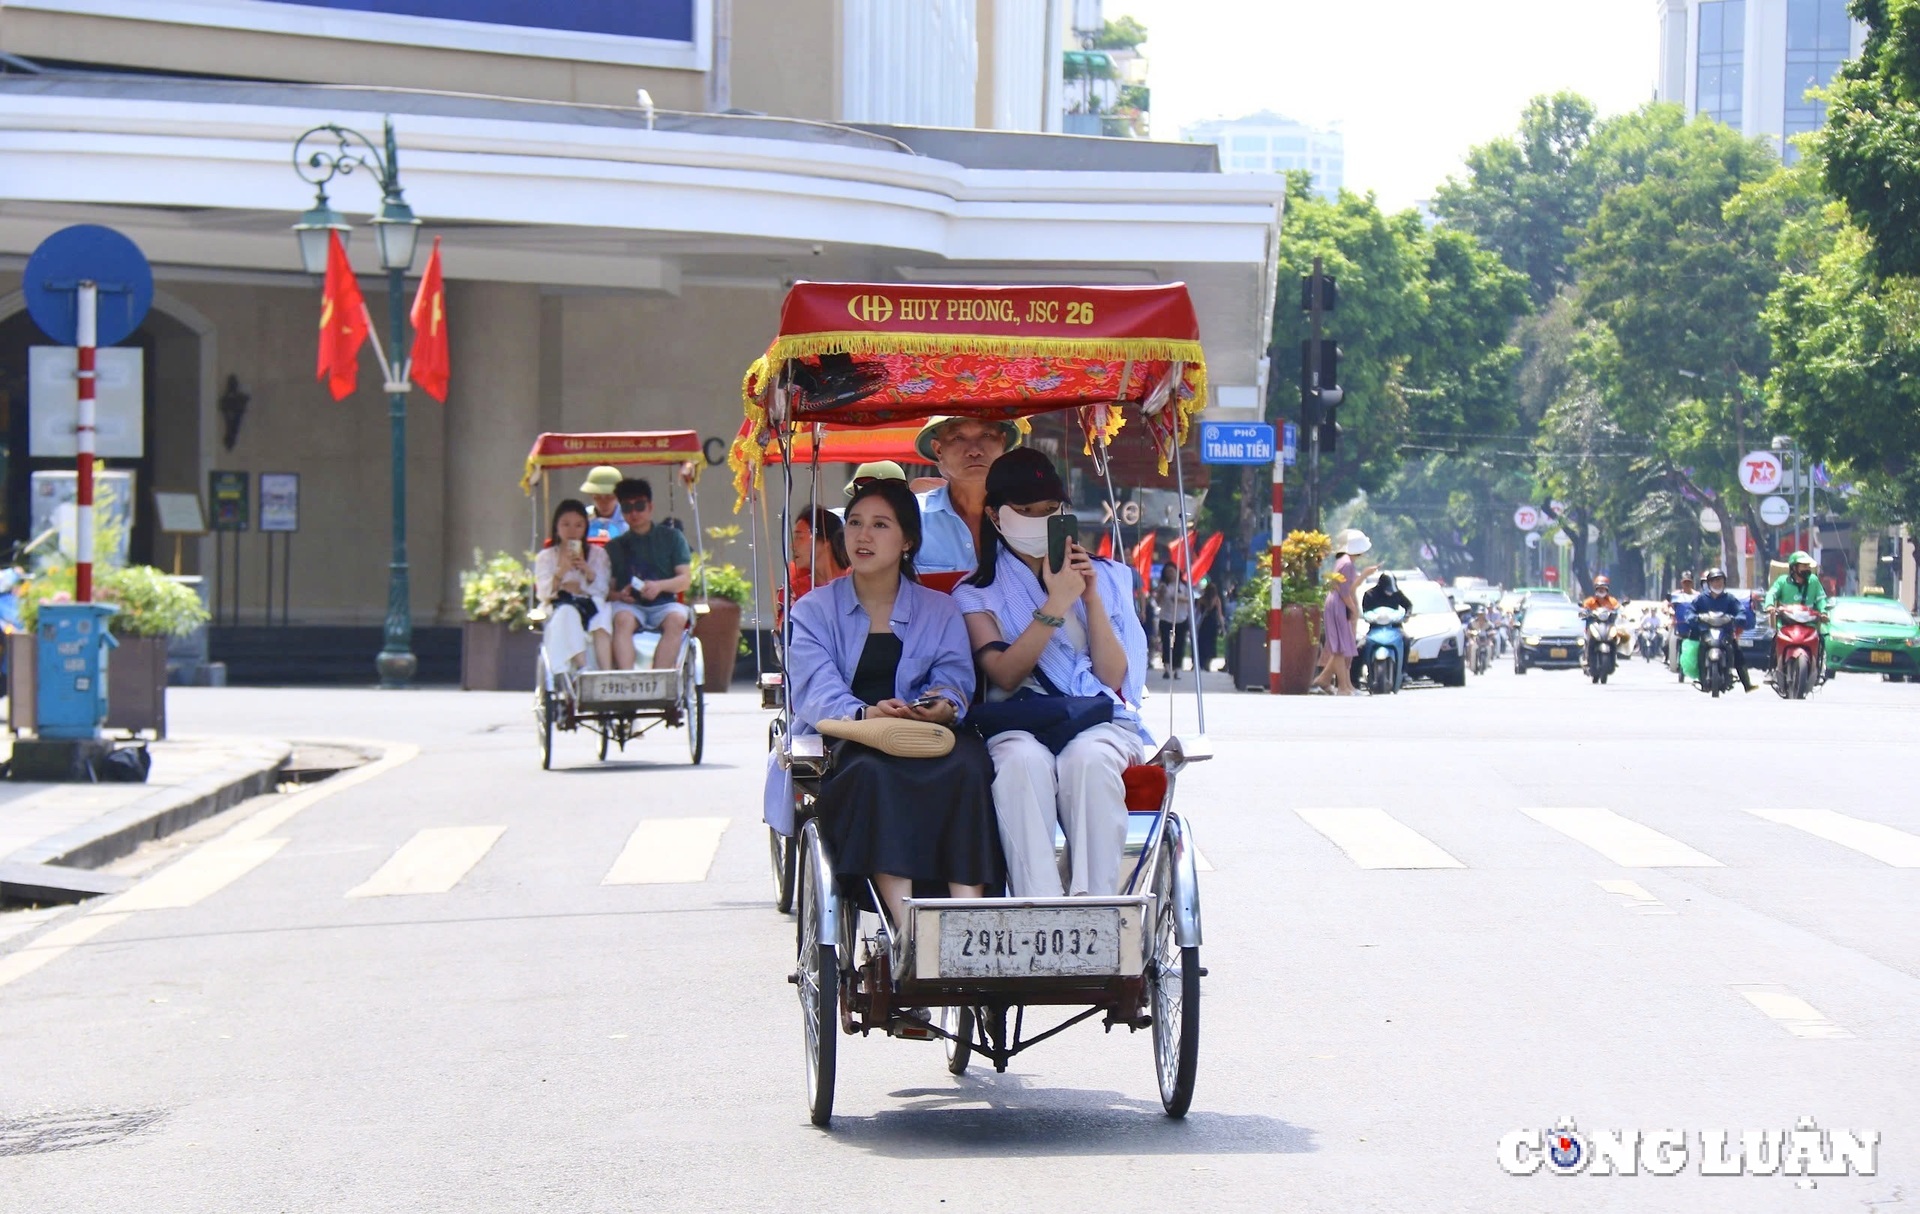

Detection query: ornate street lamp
xmin=292 ymin=117 xmax=423 ymax=687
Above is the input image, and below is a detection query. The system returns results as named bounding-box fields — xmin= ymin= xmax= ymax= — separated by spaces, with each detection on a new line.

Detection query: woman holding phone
xmin=954 ymin=448 xmax=1150 ymax=898
xmin=777 ymin=477 xmax=1001 ymax=931
xmin=533 ymin=498 xmax=613 ymax=675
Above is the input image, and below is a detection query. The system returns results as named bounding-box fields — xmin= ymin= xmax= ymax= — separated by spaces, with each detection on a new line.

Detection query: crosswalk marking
xmin=1594 ymin=879 xmax=1675 ymax=914
xmin=1294 ymin=807 xmax=1464 ymax=869
xmin=1743 ymin=807 xmax=1920 ymax=868
xmin=103 ymin=839 xmax=290 ymax=911
xmin=0 ymin=912 xmax=130 ymax=989
xmin=347 ymin=827 xmax=505 ymax=898
xmin=1520 ymin=807 xmax=1722 ymax=868
xmin=603 ymin=817 xmax=730 ymax=885
xmin=1732 ymin=985 xmax=1855 ymax=1039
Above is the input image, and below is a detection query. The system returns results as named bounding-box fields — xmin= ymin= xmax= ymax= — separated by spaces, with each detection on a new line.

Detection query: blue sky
xmin=1114 ymin=0 xmax=1661 ymax=209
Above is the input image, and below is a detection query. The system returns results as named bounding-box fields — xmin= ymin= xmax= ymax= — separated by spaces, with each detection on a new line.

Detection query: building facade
xmin=1182 ymin=112 xmax=1345 ymax=199
xmin=0 ymin=1 xmax=1282 ymax=675
xmin=1655 ymin=0 xmax=1866 ymax=161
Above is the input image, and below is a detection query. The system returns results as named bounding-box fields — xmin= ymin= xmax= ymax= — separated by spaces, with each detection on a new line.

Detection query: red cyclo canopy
xmin=521 ymin=431 xmax=702 ymax=494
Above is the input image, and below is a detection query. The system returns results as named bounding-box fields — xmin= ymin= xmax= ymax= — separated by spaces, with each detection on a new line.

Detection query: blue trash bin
xmin=36 ymin=602 xmax=119 ymax=739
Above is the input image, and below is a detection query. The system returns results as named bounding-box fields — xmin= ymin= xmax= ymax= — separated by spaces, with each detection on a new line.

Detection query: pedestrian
xmin=1311 ymin=529 xmax=1375 ymax=696
xmin=1153 ymin=563 xmax=1192 ymax=679
xmin=1194 ymin=578 xmax=1227 ymax=673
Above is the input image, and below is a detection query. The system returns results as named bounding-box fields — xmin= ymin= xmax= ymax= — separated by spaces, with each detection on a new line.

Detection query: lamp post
xmin=292 ymin=118 xmax=422 ymax=687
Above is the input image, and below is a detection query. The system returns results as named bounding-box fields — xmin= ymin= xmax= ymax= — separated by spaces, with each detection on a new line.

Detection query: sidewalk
xmin=0 ymin=737 xmax=290 ymax=896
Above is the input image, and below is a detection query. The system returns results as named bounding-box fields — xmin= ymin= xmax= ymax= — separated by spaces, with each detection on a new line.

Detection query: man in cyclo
xmin=605 ymin=477 xmax=692 ymax=670
xmin=912 ymin=416 xmax=1022 ymax=575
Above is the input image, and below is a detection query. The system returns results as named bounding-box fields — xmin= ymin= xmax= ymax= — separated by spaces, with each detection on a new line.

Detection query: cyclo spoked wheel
xmin=1149 ymin=825 xmax=1201 ymax=1118
xmin=682 ymin=641 xmax=706 ymax=765
xmin=535 ymin=652 xmax=555 ymax=771
xmin=770 ymin=826 xmax=796 ymax=915
xmin=942 ymin=1005 xmax=975 ymax=1076
xmin=796 ymin=824 xmax=838 ymax=1127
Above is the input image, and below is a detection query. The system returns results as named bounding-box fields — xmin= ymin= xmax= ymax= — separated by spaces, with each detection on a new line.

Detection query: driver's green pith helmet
xmin=1788 ymin=550 xmax=1814 ymax=569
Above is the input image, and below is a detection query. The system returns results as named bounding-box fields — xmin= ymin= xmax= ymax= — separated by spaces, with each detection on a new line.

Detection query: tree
xmin=1821 ymin=0 xmax=1920 ymax=277
xmin=1433 ymin=92 xmax=1600 ymax=304
xmin=1090 ymin=15 xmax=1148 ymax=50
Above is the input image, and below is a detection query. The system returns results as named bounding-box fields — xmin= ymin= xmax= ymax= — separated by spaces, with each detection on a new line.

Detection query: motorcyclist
xmin=1580 ymin=576 xmax=1620 ymax=613
xmin=1359 ymin=573 xmax=1414 ymax=690
xmin=1764 ymin=550 xmax=1830 ymax=677
xmin=1689 ymin=567 xmax=1756 ymax=692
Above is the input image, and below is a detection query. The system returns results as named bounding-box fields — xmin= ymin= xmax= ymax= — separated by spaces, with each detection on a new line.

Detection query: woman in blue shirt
xmin=780 ymin=478 xmax=1002 ymax=928
xmin=954 ymin=449 xmax=1151 ymax=898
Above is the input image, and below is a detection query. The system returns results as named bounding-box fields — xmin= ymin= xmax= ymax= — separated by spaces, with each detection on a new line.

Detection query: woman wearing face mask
xmin=954 ymin=448 xmax=1151 ymax=898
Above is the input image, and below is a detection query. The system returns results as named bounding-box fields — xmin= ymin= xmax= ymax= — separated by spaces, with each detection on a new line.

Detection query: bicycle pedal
xmin=888 ymin=1016 xmax=935 ymax=1041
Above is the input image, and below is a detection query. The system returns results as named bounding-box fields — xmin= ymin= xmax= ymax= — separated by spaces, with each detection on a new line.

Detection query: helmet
xmin=1703 ymin=567 xmax=1727 ymax=583
xmin=1788 ymin=549 xmax=1814 ymax=569
xmin=1593 ymin=575 xmax=1611 ymax=589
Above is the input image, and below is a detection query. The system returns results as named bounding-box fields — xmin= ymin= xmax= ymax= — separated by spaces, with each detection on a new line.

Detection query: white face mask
xmin=995 ymin=505 xmax=1054 ymax=558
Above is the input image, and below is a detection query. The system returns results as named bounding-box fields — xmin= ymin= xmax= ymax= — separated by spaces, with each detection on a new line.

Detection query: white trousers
xmin=541 ymin=603 xmax=609 ymax=680
xmin=987 ymin=721 xmax=1143 ymax=897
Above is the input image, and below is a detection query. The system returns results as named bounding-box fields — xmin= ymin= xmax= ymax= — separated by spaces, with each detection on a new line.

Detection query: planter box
xmin=691 ymin=598 xmax=743 ymax=693
xmin=461 ymin=620 xmax=541 ymax=691
xmin=1229 ymin=624 xmax=1270 ymax=692
xmin=106 ymin=634 xmax=170 ymax=738
xmin=1277 ymin=604 xmax=1321 ymax=696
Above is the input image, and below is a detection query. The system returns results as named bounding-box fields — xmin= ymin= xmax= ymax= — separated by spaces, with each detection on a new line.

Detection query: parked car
xmin=1512 ymin=598 xmax=1586 ymax=673
xmin=1824 ymin=595 xmax=1920 ymax=680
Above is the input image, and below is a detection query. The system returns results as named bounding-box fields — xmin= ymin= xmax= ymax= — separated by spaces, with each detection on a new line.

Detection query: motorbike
xmin=1360 ymin=606 xmax=1408 ymax=696
xmin=1635 ymin=620 xmax=1664 ymax=661
xmin=1694 ymin=610 xmax=1738 ymax=697
xmin=1582 ymin=607 xmax=1620 ymax=684
xmin=1771 ymin=605 xmax=1823 ymax=700
xmin=1467 ymin=618 xmax=1493 ymax=676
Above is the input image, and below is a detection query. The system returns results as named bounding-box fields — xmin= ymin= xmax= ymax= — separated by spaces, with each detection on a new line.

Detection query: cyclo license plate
xmin=938 ymin=907 xmax=1122 ymax=978
xmin=1870 ymin=650 xmax=1893 ymax=665
xmin=1549 ymin=647 xmax=1569 ymax=659
xmin=580 ymin=670 xmax=673 ymax=703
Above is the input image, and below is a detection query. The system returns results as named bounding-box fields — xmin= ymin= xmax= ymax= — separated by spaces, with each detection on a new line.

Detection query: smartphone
xmin=1047 ymin=513 xmax=1080 ymax=574
xmin=567 ymin=539 xmax=583 ymax=558
xmin=911 ymin=693 xmax=945 ymax=710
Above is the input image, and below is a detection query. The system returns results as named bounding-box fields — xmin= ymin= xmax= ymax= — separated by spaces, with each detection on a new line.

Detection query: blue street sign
xmin=1281 ymin=421 xmax=1299 ymax=467
xmin=1199 ymin=421 xmax=1276 ymax=465
xmin=23 ymin=225 xmax=154 ymax=347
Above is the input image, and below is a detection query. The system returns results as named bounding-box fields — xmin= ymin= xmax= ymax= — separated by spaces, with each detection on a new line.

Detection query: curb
xmin=4 ymin=740 xmax=292 ymax=873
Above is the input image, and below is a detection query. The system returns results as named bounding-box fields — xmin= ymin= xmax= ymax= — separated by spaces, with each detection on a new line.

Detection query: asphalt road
xmin=0 ymin=659 xmax=1915 ymax=1213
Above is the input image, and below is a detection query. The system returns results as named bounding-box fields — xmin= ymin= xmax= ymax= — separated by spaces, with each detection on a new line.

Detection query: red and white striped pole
xmin=75 ymin=279 xmax=98 ymax=604
xmin=1268 ymin=456 xmax=1284 ymax=693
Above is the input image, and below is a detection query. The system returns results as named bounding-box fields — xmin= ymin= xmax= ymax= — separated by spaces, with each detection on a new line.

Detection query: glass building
xmin=1657 ymin=0 xmax=1864 ymax=163
xmin=1182 ymin=112 xmax=1345 ymax=199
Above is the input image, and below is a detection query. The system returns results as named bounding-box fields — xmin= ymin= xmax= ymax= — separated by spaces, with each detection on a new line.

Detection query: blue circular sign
xmin=23 ymin=225 xmax=154 ymax=347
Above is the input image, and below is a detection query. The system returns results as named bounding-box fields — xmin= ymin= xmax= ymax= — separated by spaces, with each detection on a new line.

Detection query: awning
xmin=521 ymin=431 xmax=703 ymax=494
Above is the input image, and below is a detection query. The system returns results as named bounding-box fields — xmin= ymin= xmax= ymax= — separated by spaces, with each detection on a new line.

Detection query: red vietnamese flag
xmin=1096 ymin=531 xmax=1114 ymax=560
xmin=316 ymin=230 xmax=368 ymax=401
xmin=408 ymin=236 xmax=449 ymax=403
xmin=1131 ymin=534 xmax=1156 ymax=586
xmin=1186 ymin=533 xmax=1224 ymax=582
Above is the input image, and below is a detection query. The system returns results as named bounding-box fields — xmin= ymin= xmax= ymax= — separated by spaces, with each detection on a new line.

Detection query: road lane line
xmin=1520 ymin=807 xmax=1722 ymax=867
xmin=347 ymin=827 xmax=505 ymax=898
xmin=0 ymin=912 xmax=131 ymax=989
xmin=1744 ymin=807 xmax=1920 ymax=867
xmin=1732 ymin=985 xmax=1855 ymax=1039
xmin=100 ymin=839 xmax=290 ymax=911
xmin=603 ymin=818 xmax=730 ymax=885
xmin=1294 ymin=808 xmax=1464 ymax=869
xmin=1594 ymin=879 xmax=1676 ymax=914
xmin=222 ymin=741 xmax=421 ymax=845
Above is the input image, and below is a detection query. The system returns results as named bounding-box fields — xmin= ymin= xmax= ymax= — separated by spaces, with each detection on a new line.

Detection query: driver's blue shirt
xmin=914 ymin=483 xmax=977 ymax=574
xmin=1687 ymin=589 xmax=1753 ymax=635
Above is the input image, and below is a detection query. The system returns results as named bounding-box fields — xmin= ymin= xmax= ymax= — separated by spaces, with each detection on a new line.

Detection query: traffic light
xmin=1299 ymin=273 xmax=1338 ymax=314
xmin=1298 ymin=339 xmax=1321 ymax=425
xmin=1319 ymin=420 xmax=1340 ymax=454
xmin=1299 ymin=339 xmax=1342 ymax=427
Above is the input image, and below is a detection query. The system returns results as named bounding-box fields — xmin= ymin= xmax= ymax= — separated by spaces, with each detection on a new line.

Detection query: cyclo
xmin=733 ymin=281 xmax=1212 ymax=1126
xmin=520 ymin=431 xmax=709 ymax=769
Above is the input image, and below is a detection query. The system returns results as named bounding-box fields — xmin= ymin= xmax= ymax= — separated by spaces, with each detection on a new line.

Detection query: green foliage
xmin=1820 ymin=0 xmax=1920 ymax=277
xmin=1090 ymin=15 xmax=1148 ymax=49
xmin=460 ymin=550 xmax=533 ymax=629
xmin=1229 ymin=553 xmax=1272 ymax=632
xmin=691 ymin=552 xmax=753 ymax=608
xmin=21 ymin=563 xmax=210 ymax=638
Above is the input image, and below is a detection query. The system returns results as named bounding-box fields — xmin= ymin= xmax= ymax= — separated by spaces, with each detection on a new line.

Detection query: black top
xmin=850 ymin=633 xmax=903 ymax=706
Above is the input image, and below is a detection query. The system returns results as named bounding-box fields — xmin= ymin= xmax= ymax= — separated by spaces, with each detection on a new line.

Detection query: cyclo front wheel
xmin=1149 ymin=818 xmax=1201 ymax=1118
xmin=796 ymin=822 xmax=838 ymax=1127
xmin=535 ymin=652 xmax=555 ymax=771
xmin=942 ymin=1005 xmax=975 ymax=1076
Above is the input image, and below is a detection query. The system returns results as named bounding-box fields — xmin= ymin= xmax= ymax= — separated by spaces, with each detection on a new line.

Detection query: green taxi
xmin=1824 ymin=595 xmax=1920 ymax=679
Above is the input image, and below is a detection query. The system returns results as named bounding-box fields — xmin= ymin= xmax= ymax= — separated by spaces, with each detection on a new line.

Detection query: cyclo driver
xmin=1689 ymin=567 xmax=1756 ymax=693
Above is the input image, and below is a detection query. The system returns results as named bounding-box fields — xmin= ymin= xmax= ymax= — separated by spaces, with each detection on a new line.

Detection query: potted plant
xmin=690 ymin=538 xmax=751 ymax=694
xmin=19 ymin=562 xmax=211 ymax=737
xmin=458 ymin=550 xmax=539 ymax=691
xmin=1275 ymin=530 xmax=1332 ymax=695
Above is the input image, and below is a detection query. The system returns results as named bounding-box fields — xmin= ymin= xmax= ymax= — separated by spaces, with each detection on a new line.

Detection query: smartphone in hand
xmin=1047 ymin=513 xmax=1081 ymax=574
xmin=567 ymin=539 xmax=583 ymax=558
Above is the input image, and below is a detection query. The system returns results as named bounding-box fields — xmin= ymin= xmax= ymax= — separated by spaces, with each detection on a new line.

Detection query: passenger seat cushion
xmin=1122 ymin=764 xmax=1168 ymax=811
